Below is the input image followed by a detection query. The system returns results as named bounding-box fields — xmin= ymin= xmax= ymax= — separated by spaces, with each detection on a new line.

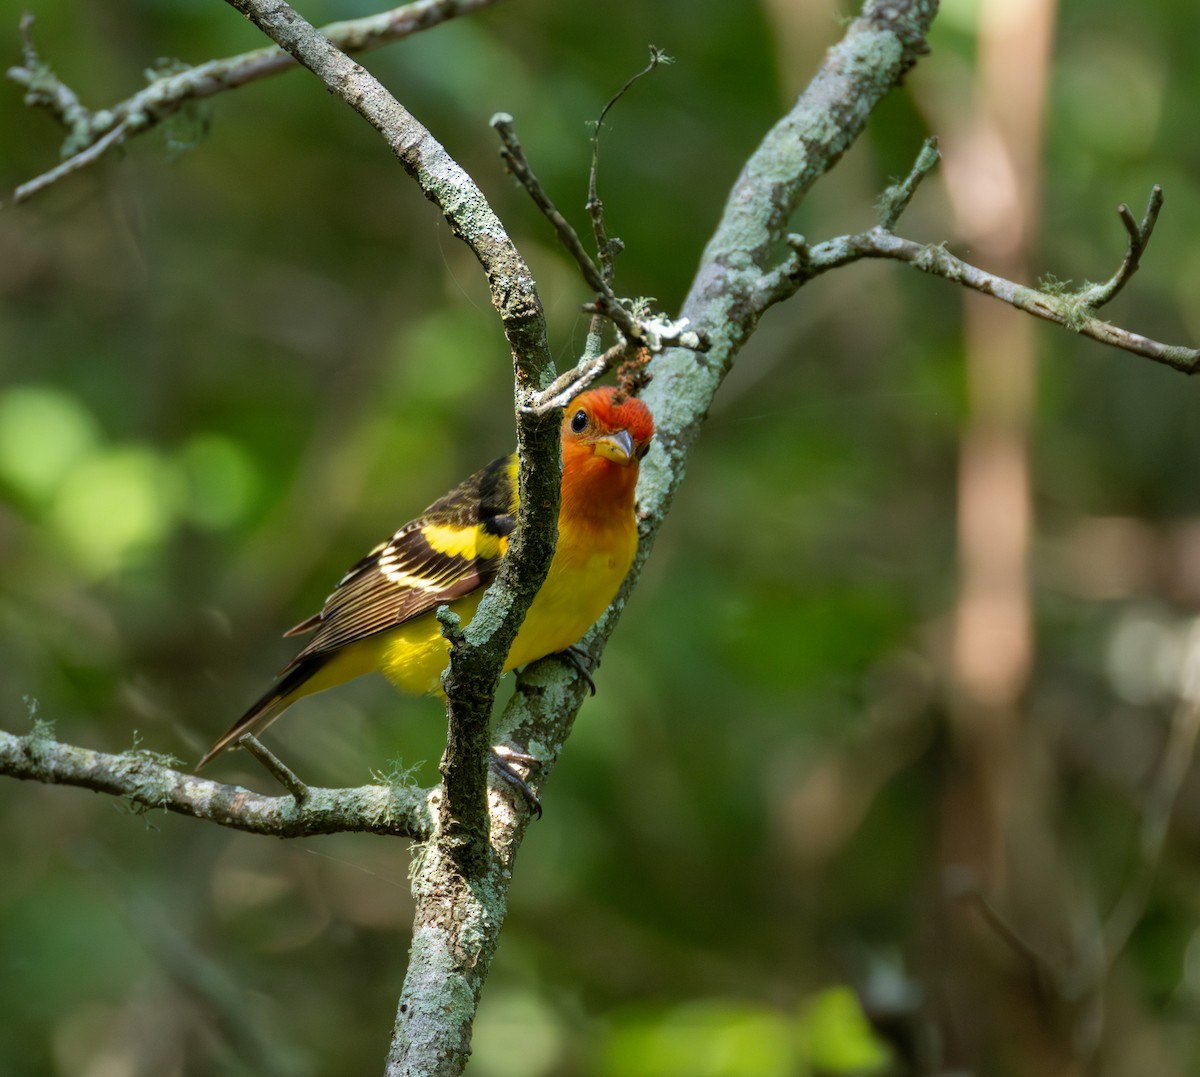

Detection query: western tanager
xmin=198 ymin=386 xmax=654 ymax=769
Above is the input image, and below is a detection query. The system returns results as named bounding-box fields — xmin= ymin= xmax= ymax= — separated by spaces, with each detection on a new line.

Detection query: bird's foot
xmin=490 ymin=745 xmax=542 ymax=819
xmin=553 ymin=644 xmax=597 ymax=696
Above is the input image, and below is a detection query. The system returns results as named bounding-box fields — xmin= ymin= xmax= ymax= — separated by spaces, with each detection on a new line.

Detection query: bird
xmin=198 ymin=386 xmax=654 ymax=770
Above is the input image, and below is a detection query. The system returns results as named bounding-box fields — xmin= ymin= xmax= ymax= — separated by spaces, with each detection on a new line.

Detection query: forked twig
xmin=492 ymin=112 xmax=610 ymax=299
xmin=1077 ymin=185 xmax=1164 ymax=309
xmin=492 ymin=50 xmax=705 ymax=365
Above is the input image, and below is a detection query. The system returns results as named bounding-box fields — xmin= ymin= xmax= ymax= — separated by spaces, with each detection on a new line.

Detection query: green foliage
xmin=595 ymin=990 xmax=888 ymax=1077
xmin=3 ymin=0 xmax=1200 ymax=1073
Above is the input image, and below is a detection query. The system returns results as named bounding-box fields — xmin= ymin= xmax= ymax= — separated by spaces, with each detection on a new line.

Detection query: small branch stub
xmin=877 ymin=135 xmax=940 ymax=231
xmin=237 ymin=733 xmax=310 ymax=801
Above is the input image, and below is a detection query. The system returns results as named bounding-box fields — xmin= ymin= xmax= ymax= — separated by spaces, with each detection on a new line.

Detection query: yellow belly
xmin=301 ymin=514 xmax=637 ymax=702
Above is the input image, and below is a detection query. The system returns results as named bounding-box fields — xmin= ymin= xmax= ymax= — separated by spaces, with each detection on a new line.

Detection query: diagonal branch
xmin=497 ymin=0 xmax=942 ymax=841
xmin=217 ymin=2 xmax=563 ymax=1071
xmin=8 ymin=0 xmax=509 ymax=203
xmin=1102 ymin=620 xmax=1200 ymax=963
xmin=11 ymin=120 xmax=135 ymax=203
xmin=793 ymin=221 xmax=1200 ymax=374
xmin=753 ymin=139 xmax=1197 ymax=374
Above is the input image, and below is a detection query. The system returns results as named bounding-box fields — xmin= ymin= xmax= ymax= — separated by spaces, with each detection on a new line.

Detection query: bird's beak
xmin=593 ymin=428 xmax=635 ymax=465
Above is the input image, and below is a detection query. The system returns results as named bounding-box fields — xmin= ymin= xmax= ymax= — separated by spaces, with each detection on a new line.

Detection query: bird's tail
xmin=196 ymin=656 xmax=328 ymax=770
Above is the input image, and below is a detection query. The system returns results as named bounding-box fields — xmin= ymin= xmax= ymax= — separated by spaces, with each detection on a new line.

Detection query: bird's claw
xmin=555 ymin=645 xmax=597 ymax=696
xmin=490 ymin=746 xmax=542 ymax=819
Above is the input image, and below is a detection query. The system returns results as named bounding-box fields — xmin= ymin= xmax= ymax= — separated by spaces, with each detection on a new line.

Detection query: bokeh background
xmin=4 ymin=0 xmax=1200 ymax=1074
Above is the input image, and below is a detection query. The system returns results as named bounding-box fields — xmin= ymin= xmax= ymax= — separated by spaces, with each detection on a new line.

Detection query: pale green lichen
xmin=913 ymin=241 xmax=953 ymax=277
xmin=1037 ymin=272 xmax=1074 ymax=296
xmin=123 ymin=742 xmax=184 ymax=771
xmin=115 ymin=752 xmax=179 ymax=823
xmin=366 ymin=760 xmax=428 ymax=830
xmin=22 ymin=695 xmax=54 ymax=743
xmin=372 ymin=758 xmax=423 ymax=790
xmin=1059 ymin=293 xmax=1096 ymax=333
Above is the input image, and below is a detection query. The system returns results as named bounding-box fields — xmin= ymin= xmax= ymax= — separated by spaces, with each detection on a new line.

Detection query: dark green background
xmin=3 ymin=0 xmax=1199 ymax=1073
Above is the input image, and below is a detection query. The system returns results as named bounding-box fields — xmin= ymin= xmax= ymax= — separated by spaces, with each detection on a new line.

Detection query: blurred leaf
xmin=798 ymin=986 xmax=890 ymax=1075
xmin=177 ymin=433 xmax=259 ymax=530
xmin=600 ymin=999 xmax=798 ymax=1077
xmin=49 ymin=445 xmax=181 ymax=577
xmin=0 ymin=385 xmax=100 ymax=509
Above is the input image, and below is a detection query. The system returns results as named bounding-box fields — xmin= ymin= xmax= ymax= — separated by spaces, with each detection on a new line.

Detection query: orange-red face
xmin=561 ymin=387 xmax=654 ymax=468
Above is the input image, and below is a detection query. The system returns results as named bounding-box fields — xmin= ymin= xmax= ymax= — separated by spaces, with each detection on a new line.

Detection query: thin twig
xmin=492 ymin=112 xmax=610 ymax=298
xmin=493 ymin=54 xmax=694 ymax=359
xmin=586 ymin=46 xmax=671 ymax=291
xmin=492 ymin=115 xmax=709 ymax=356
xmin=757 ymin=133 xmax=939 ymax=305
xmin=521 ymin=341 xmax=630 ymax=415
xmin=12 ymin=120 xmax=133 ymax=203
xmin=963 ymin=887 xmax=1058 ymax=988
xmin=1102 ymin=620 xmax=1200 ymax=961
xmin=877 ymin=135 xmax=940 ymax=231
xmin=14 ymin=12 xmax=88 ymax=131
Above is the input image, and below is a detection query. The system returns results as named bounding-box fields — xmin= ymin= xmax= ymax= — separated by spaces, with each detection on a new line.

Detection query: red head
xmin=561 ymin=387 xmax=653 ymax=464
xmin=559 ymin=387 xmax=653 ymax=518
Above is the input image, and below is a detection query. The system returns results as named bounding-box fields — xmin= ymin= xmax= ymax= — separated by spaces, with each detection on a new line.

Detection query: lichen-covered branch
xmin=221 ymin=0 xmax=560 ymax=849
xmin=758 ymin=141 xmax=1198 ymax=373
xmin=631 ymin=0 xmax=939 ymax=521
xmin=216 ymin=1 xmax=560 ymax=1071
xmin=496 ymin=0 xmax=943 ymax=825
xmin=7 ymin=0 xmax=508 ymax=203
xmin=0 ymin=727 xmax=433 ymax=838
xmin=799 ymin=223 xmax=1200 ymax=374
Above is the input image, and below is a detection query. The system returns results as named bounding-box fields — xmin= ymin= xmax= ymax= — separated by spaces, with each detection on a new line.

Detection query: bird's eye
xmin=570 ymin=409 xmax=589 ymax=433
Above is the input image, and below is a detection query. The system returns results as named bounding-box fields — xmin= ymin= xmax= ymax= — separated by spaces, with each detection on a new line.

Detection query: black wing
xmin=282 ymin=453 xmax=519 ymax=669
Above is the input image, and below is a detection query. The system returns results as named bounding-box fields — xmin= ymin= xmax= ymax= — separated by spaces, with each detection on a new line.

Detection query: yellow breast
xmin=503 ymin=512 xmax=638 ymax=670
xmin=354 ymin=511 xmax=637 ymax=695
